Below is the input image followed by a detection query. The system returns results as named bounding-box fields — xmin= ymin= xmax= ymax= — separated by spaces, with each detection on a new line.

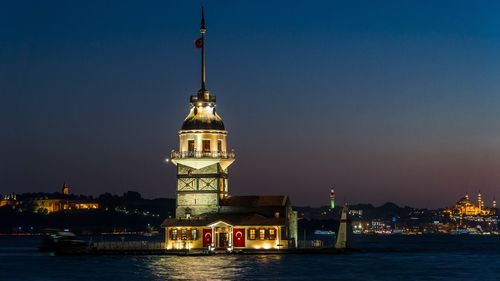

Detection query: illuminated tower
xmin=464 ymin=192 xmax=469 ymax=201
xmin=62 ymin=183 xmax=70 ymax=195
xmin=330 ymin=189 xmax=335 ymax=209
xmin=170 ymin=8 xmax=235 ymax=218
xmin=478 ymin=191 xmax=483 ymax=210
xmin=335 ymin=204 xmax=348 ymax=249
xmin=493 ymin=198 xmax=496 ymax=209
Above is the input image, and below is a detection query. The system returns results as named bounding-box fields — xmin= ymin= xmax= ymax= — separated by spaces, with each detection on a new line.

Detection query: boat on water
xmin=450 ymin=228 xmax=470 ymax=235
xmin=39 ymin=229 xmax=88 ymax=254
xmin=314 ymin=230 xmax=336 ymax=236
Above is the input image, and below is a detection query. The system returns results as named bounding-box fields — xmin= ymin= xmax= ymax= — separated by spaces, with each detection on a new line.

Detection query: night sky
xmin=1 ymin=1 xmax=500 ymax=208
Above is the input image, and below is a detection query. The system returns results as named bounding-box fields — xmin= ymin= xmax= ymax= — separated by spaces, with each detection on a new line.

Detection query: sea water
xmin=0 ymin=235 xmax=498 ymax=280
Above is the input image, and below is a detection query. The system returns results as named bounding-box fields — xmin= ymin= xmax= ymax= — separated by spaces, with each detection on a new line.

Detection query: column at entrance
xmin=210 ymin=226 xmax=215 ymax=249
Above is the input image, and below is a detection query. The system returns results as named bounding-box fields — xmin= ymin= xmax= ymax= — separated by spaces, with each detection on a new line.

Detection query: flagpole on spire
xmin=200 ymin=6 xmax=206 ymax=94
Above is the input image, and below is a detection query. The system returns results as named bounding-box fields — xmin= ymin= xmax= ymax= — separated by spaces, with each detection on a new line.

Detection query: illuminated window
xmin=269 ymin=228 xmax=276 ymax=240
xmin=188 ymin=140 xmax=195 ymax=152
xmin=217 ymin=140 xmax=222 ymax=152
xmin=202 ymin=140 xmax=211 ymax=153
xmin=191 ymin=229 xmax=198 ymax=240
xmin=249 ymin=228 xmax=256 ymax=240
xmin=171 ymin=229 xmax=178 ymax=240
xmin=259 ymin=228 xmax=266 ymax=240
xmin=181 ymin=228 xmax=187 ymax=240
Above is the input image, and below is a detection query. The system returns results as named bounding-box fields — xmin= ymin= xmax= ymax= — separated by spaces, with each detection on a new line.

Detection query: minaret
xmin=493 ymin=198 xmax=496 ymax=209
xmin=478 ymin=190 xmax=483 ymax=210
xmin=329 ymin=189 xmax=335 ymax=210
xmin=170 ymin=8 xmax=235 ymax=218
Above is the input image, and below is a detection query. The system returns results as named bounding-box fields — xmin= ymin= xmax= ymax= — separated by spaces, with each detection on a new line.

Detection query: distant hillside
xmin=0 ymin=191 xmax=176 ymax=234
xmin=294 ymin=202 xmax=434 ymax=221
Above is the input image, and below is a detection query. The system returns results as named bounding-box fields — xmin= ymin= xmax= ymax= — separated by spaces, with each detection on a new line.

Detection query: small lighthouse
xmin=335 ymin=204 xmax=348 ymax=249
xmin=330 ymin=189 xmax=335 ymax=210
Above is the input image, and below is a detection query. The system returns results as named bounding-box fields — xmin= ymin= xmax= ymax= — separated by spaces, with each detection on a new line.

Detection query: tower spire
xmin=199 ymin=6 xmax=207 ymax=98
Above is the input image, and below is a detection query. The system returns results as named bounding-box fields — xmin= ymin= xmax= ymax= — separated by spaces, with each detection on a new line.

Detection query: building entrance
xmin=211 ymin=223 xmax=232 ymax=249
xmin=218 ymin=232 xmax=228 ymax=248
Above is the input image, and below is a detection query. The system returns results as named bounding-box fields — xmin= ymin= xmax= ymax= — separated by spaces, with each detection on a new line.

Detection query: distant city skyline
xmin=1 ymin=1 xmax=500 ymax=208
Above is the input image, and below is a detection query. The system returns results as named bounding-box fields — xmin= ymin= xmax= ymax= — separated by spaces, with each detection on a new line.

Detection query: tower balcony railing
xmin=171 ymin=150 xmax=235 ymax=160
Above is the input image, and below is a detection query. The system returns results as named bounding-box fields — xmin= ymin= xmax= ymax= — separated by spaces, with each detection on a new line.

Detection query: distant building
xmin=443 ymin=192 xmax=496 ymax=217
xmin=0 ymin=193 xmax=18 ymax=207
xmin=161 ymin=10 xmax=298 ymax=251
xmin=370 ymin=219 xmax=391 ymax=234
xmin=349 ymin=209 xmax=363 ymax=217
xmin=33 ymin=183 xmax=99 ymax=214
xmin=62 ymin=183 xmax=70 ymax=195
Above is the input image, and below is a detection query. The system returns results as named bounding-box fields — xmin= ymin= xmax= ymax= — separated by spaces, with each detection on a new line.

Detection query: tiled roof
xmin=161 ymin=213 xmax=284 ymax=227
xmin=220 ymin=195 xmax=288 ymax=207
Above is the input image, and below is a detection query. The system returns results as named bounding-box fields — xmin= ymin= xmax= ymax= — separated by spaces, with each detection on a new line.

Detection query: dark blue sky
xmin=1 ymin=1 xmax=499 ymax=208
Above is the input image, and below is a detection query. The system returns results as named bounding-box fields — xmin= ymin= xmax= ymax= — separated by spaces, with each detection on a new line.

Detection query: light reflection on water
xmin=1 ymin=236 xmax=499 ymax=281
xmin=147 ymin=255 xmax=283 ymax=280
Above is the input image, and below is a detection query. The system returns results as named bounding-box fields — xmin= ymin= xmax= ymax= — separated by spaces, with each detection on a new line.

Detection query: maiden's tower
xmin=161 ymin=9 xmax=298 ymax=251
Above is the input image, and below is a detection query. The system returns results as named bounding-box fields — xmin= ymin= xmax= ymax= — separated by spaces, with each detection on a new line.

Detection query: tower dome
xmin=181 ymin=94 xmax=225 ymax=131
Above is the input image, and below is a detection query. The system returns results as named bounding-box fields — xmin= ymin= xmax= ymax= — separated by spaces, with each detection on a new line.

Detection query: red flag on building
xmin=233 ymin=228 xmax=246 ymax=248
xmin=202 ymin=228 xmax=212 ymax=247
xmin=195 ymin=37 xmax=203 ymax=48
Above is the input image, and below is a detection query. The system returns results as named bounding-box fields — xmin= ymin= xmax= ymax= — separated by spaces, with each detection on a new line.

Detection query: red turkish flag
xmin=195 ymin=37 xmax=203 ymax=48
xmin=202 ymin=228 xmax=212 ymax=247
xmin=233 ymin=228 xmax=246 ymax=248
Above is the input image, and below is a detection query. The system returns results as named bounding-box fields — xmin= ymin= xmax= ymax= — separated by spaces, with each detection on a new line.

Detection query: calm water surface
xmin=0 ymin=235 xmax=499 ymax=280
